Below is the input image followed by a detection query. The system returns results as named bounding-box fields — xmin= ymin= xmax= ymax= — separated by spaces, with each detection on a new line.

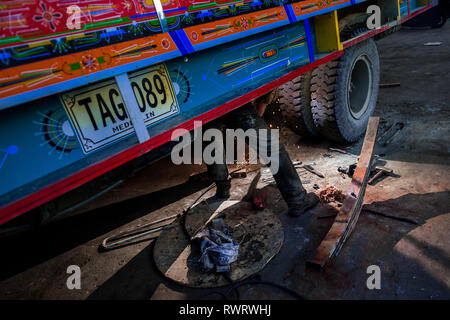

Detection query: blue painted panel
xmin=284 ymin=5 xmax=298 ymax=23
xmin=410 ymin=0 xmax=427 ymax=11
xmin=0 ymin=98 xmax=87 ymax=197
xmin=304 ymin=19 xmax=315 ymax=63
xmin=170 ymin=23 xmax=309 ymax=112
xmin=400 ymin=0 xmax=409 ymax=16
xmin=191 ymin=19 xmax=291 ymax=52
xmin=0 ymin=22 xmax=309 ymax=206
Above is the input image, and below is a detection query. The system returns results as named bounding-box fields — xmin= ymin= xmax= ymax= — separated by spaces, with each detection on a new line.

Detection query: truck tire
xmin=310 ymin=37 xmax=380 ymax=143
xmin=278 ymin=71 xmax=319 ymax=137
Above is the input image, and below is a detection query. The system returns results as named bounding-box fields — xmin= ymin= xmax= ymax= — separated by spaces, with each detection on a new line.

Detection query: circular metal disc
xmin=153 ymin=200 xmax=284 ymax=288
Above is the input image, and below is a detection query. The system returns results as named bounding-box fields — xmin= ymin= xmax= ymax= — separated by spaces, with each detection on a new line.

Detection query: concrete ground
xmin=0 ymin=24 xmax=449 ymax=300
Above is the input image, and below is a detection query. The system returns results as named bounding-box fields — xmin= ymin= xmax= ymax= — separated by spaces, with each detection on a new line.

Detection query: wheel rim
xmin=347 ymin=54 xmax=373 ymax=120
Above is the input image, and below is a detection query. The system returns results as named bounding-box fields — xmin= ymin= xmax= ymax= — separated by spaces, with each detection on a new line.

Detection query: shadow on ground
xmin=86 ymin=188 xmax=450 ymax=300
xmin=0 ymin=172 xmax=212 ymax=282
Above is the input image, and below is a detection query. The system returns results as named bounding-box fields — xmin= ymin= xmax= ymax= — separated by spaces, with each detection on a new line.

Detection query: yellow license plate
xmin=60 ymin=64 xmax=179 ymax=154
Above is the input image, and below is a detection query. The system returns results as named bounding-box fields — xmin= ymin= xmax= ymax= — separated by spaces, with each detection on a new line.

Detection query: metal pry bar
xmin=101 ymin=214 xmax=179 ymax=250
xmin=307 ymin=117 xmax=380 ymax=269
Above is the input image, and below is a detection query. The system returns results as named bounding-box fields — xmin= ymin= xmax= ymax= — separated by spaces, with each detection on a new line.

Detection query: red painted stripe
xmin=400 ymin=4 xmax=433 ymax=23
xmin=343 ymin=3 xmax=434 ymax=49
xmin=0 ymin=50 xmax=343 ymax=225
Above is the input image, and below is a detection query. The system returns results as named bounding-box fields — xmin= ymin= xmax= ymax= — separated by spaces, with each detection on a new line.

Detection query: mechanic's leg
xmin=205 ymin=129 xmax=231 ymax=199
xmin=224 ymin=104 xmax=318 ymax=216
xmin=207 ymin=162 xmax=231 ymax=199
xmin=251 ymin=87 xmax=278 ymax=117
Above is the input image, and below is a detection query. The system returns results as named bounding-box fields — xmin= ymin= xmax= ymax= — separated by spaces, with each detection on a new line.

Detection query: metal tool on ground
xmin=261 ymin=161 xmax=301 ymax=183
xmin=384 ymin=123 xmax=404 ymax=146
xmin=338 ymin=163 xmax=357 ymax=177
xmin=230 ymin=168 xmax=247 ymax=179
xmin=100 ymin=214 xmax=179 ymax=250
xmin=307 ymin=117 xmax=379 ymax=269
xmin=379 ymin=82 xmax=401 ymax=88
xmin=297 ymin=164 xmax=325 ymax=178
xmin=329 ymin=148 xmax=348 ymax=154
xmin=376 ymin=122 xmax=395 ymax=143
xmin=376 ymin=122 xmax=404 ymax=146
xmin=368 ymin=166 xmax=395 ymax=185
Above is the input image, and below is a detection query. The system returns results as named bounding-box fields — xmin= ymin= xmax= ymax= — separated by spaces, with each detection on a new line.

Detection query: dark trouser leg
xmin=207 ymin=161 xmax=229 ymax=181
xmin=223 ymin=105 xmax=307 ymax=207
xmin=205 ymin=131 xmax=231 ymax=199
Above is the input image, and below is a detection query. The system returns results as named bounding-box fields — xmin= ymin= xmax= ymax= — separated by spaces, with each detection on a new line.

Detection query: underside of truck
xmin=0 ymin=0 xmax=438 ymax=231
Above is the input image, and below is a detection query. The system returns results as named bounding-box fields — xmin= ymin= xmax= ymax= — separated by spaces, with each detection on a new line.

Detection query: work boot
xmin=215 ymin=179 xmax=231 ymax=199
xmin=206 ymin=159 xmax=230 ymax=199
xmin=287 ymin=192 xmax=319 ymax=217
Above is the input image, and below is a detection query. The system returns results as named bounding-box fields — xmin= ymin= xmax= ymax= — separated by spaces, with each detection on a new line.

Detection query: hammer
xmin=368 ymin=166 xmax=394 ymax=185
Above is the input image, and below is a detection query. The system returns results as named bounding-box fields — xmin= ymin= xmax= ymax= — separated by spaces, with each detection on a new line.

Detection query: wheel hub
xmin=347 ymin=54 xmax=373 ymax=119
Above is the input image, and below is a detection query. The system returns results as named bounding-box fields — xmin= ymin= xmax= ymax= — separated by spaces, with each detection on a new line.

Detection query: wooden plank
xmin=307 ymin=117 xmax=379 ymax=269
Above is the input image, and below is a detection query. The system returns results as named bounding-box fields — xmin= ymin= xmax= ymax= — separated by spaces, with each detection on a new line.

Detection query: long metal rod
xmin=307 ymin=117 xmax=379 ymax=269
xmin=101 ymin=213 xmax=180 ymax=250
xmin=102 ymin=225 xmax=174 ymax=250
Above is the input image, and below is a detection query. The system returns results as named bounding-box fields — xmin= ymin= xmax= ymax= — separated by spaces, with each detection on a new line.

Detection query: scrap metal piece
xmin=329 ymin=147 xmax=348 ymax=154
xmin=338 ymin=163 xmax=357 ymax=177
xmin=100 ymin=214 xmax=178 ymax=251
xmin=307 ymin=117 xmax=380 ymax=269
xmin=423 ymin=42 xmax=442 ymax=46
xmin=376 ymin=122 xmax=404 ymax=146
xmin=230 ymin=168 xmax=247 ymax=179
xmin=300 ymin=164 xmax=325 ymax=178
xmin=379 ymin=83 xmax=400 ymax=88
xmin=368 ymin=166 xmax=394 ymax=185
xmin=384 ymin=123 xmax=404 ymax=146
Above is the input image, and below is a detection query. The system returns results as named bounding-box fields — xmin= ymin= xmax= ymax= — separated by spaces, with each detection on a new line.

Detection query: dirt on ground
xmin=317 ymin=186 xmax=345 ymax=204
xmin=0 ymin=24 xmax=449 ymax=300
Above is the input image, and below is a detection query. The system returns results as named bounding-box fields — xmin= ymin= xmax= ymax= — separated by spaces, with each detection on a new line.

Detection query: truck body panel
xmin=0 ymin=0 xmax=436 ymax=225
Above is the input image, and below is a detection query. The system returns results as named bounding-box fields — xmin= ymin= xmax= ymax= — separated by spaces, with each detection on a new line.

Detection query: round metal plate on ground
xmin=153 ymin=199 xmax=284 ymax=288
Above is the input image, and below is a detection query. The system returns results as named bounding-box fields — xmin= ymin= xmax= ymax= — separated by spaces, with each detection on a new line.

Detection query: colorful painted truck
xmin=0 ymin=0 xmax=436 ymax=230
